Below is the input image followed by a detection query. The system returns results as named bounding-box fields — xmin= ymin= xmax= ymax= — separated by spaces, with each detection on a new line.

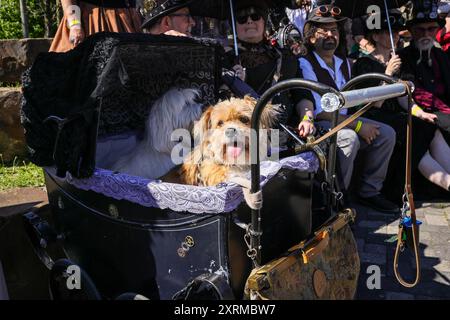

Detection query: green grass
xmin=0 ymin=156 xmax=44 ymax=191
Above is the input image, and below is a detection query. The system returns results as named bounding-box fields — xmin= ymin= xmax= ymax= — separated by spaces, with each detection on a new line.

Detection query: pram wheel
xmin=172 ymin=273 xmax=234 ymax=300
xmin=49 ymin=259 xmax=101 ymax=300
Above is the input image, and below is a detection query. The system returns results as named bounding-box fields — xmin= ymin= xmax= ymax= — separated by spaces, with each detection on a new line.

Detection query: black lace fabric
xmin=21 ymin=32 xmax=223 ymax=178
xmin=238 ymin=41 xmax=277 ymax=68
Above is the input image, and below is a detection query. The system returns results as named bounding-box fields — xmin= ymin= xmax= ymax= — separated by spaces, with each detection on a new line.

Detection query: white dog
xmin=111 ymin=88 xmax=203 ymax=179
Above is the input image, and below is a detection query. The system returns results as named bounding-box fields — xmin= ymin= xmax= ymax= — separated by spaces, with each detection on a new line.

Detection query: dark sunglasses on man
xmin=236 ymin=13 xmax=262 ymax=24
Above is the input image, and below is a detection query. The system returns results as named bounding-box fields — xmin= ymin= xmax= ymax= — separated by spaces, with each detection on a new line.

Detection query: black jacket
xmin=398 ymin=44 xmax=450 ymax=106
xmin=224 ymin=41 xmax=313 ymax=126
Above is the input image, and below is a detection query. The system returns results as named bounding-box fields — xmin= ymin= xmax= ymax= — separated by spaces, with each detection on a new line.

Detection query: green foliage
xmin=0 ymin=0 xmax=59 ymax=39
xmin=27 ymin=0 xmax=46 ymax=37
xmin=0 ymin=0 xmax=22 ymax=39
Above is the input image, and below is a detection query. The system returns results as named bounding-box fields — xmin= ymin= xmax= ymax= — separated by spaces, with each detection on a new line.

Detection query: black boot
xmin=358 ymin=194 xmax=400 ymax=213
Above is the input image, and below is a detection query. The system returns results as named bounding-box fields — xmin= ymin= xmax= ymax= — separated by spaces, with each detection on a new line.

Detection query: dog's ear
xmin=243 ymin=95 xmax=257 ymax=108
xmin=260 ymin=102 xmax=278 ymax=129
xmin=193 ymin=106 xmax=213 ymax=140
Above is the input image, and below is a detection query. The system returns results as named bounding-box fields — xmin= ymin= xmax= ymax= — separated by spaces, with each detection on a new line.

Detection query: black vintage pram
xmin=20 ymin=32 xmax=363 ymax=300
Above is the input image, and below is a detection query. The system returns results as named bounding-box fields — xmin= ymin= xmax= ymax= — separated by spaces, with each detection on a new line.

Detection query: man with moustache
xmin=398 ymin=0 xmax=450 ymax=194
xmin=299 ymin=4 xmax=399 ymax=212
xmin=399 ymin=0 xmax=450 ymax=112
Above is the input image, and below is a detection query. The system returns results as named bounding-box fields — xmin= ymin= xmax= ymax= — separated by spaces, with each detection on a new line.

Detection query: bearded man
xmin=299 ymin=5 xmax=399 ymax=212
xmin=398 ymin=0 xmax=450 ymax=195
xmin=399 ymin=0 xmax=450 ymax=110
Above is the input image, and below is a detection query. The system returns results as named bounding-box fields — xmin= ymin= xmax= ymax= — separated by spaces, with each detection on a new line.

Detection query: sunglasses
xmin=315 ymin=5 xmax=342 ymax=17
xmin=315 ymin=27 xmax=339 ymax=36
xmin=236 ymin=13 xmax=262 ymax=24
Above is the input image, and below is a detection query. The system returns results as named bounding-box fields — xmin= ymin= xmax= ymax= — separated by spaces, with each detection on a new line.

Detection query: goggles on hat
xmin=315 ymin=5 xmax=342 ymax=18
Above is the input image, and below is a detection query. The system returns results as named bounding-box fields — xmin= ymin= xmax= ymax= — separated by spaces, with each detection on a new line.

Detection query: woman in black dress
xmin=353 ymin=13 xmax=450 ymax=199
xmin=224 ymin=0 xmax=316 ymax=140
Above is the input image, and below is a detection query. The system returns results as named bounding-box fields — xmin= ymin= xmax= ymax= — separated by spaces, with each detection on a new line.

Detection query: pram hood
xmin=21 ymin=32 xmax=224 ymax=178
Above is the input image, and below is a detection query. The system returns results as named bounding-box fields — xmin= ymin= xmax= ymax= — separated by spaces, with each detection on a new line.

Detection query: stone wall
xmin=0 ymin=38 xmax=52 ymax=163
xmin=0 ymin=38 xmax=52 ymax=84
xmin=0 ymin=88 xmax=26 ymax=163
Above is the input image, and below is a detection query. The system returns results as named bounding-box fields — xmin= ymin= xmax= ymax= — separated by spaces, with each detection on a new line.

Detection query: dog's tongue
xmin=227 ymin=146 xmax=243 ymax=158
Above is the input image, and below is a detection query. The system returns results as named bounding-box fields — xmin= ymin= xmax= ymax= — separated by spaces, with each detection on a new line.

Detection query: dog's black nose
xmin=225 ymin=127 xmax=237 ymax=138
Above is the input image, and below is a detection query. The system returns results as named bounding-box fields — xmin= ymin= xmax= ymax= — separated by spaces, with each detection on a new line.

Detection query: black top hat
xmin=141 ymin=0 xmax=194 ymax=29
xmin=352 ymin=17 xmax=367 ymax=37
xmin=234 ymin=0 xmax=270 ymax=22
xmin=235 ymin=0 xmax=269 ymax=12
xmin=303 ymin=4 xmax=347 ymax=35
xmin=406 ymin=0 xmax=445 ymax=27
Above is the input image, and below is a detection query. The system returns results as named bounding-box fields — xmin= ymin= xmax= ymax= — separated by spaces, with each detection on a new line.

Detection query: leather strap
xmin=301 ymin=230 xmax=329 ymax=264
xmin=288 ymin=209 xmax=355 ymax=259
xmin=298 ymin=81 xmax=413 ymax=154
xmin=393 ymin=82 xmax=421 ymax=288
xmin=312 ymin=102 xmax=373 ymax=145
xmin=295 ymin=101 xmax=375 ymax=153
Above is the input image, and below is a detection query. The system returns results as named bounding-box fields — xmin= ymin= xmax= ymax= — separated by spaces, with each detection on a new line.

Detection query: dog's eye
xmin=217 ymin=120 xmax=224 ymax=127
xmin=239 ymin=116 xmax=250 ymax=124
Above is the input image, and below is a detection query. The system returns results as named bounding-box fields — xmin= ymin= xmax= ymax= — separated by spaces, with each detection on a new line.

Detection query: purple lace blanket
xmin=49 ymin=153 xmax=318 ymax=214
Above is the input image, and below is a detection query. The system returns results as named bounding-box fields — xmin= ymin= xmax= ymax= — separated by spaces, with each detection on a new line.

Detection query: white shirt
xmin=285 ymin=1 xmax=317 ymax=35
xmin=299 ymin=51 xmax=351 ymax=116
xmin=285 ymin=8 xmax=308 ymax=35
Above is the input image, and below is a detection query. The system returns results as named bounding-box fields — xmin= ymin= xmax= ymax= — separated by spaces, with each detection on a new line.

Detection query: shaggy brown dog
xmin=178 ymin=96 xmax=276 ymax=186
